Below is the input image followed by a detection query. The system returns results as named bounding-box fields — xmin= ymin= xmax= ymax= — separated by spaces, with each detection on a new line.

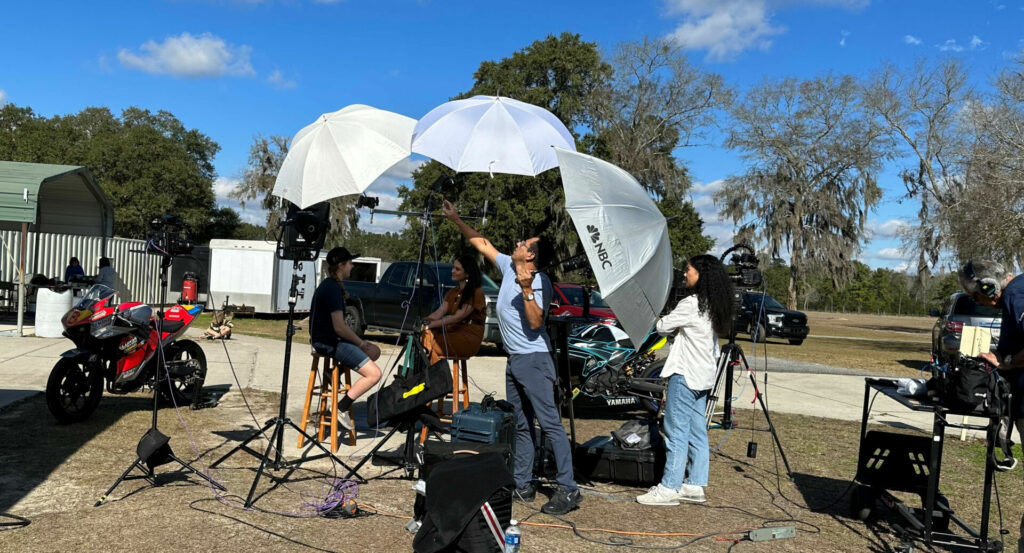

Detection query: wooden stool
xmin=420 ymin=357 xmax=470 ymax=443
xmin=298 ymin=352 xmax=356 ymax=452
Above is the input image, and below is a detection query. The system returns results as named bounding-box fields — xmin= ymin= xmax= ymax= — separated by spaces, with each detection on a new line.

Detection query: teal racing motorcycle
xmin=565 ymin=323 xmax=669 ymax=415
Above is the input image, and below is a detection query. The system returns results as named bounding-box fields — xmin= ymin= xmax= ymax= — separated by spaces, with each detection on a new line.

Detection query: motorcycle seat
xmin=157 ymin=320 xmax=186 ymax=334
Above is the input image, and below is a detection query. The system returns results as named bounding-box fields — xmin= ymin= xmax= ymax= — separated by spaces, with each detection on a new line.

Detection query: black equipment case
xmin=451 ymin=403 xmax=516 ymax=450
xmin=574 ymin=435 xmax=665 ymax=486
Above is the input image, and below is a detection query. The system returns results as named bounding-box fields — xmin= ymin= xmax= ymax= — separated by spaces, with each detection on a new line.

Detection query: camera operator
xmin=310 ymin=247 xmax=382 ymax=430
xmin=441 ymin=199 xmax=582 ymax=516
xmin=637 ymin=255 xmax=734 ymax=506
xmin=957 ymin=259 xmax=1024 ymax=553
xmin=958 ymin=260 xmax=1024 ymax=435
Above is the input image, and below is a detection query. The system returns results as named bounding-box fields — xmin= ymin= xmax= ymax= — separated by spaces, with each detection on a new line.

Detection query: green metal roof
xmin=0 ymin=161 xmax=113 ymax=236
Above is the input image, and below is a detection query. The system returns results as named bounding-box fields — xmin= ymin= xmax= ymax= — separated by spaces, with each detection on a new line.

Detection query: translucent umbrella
xmin=554 ymin=147 xmax=673 ymax=348
xmin=411 ymin=95 xmax=575 ymax=176
xmin=273 ymin=105 xmax=416 ymax=208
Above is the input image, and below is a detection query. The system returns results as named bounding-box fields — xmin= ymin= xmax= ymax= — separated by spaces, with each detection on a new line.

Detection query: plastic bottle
xmin=504 ymin=519 xmax=521 ymax=553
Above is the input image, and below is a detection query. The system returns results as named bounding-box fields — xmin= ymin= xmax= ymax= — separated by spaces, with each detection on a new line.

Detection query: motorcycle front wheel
xmin=159 ymin=340 xmax=207 ymax=405
xmin=46 ymin=357 xmax=104 ymax=423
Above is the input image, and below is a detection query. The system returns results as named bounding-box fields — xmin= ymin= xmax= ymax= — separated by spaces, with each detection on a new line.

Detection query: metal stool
xmin=420 ymin=357 xmax=470 ymax=443
xmin=298 ymin=351 xmax=356 ymax=452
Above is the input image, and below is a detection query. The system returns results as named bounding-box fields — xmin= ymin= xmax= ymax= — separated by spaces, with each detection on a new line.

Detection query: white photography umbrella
xmin=273 ymin=104 xmax=416 ymax=208
xmin=554 ymin=147 xmax=673 ymax=348
xmin=411 ymin=95 xmax=576 ymax=176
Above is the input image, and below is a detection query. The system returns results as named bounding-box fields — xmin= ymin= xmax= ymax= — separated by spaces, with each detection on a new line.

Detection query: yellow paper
xmin=959 ymin=326 xmax=991 ymax=357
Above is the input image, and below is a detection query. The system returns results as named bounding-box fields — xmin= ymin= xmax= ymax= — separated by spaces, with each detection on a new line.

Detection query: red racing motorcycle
xmin=45 ymin=284 xmax=208 ymax=423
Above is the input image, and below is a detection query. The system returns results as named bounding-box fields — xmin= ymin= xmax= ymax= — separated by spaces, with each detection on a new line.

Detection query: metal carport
xmin=0 ymin=161 xmax=114 ymax=335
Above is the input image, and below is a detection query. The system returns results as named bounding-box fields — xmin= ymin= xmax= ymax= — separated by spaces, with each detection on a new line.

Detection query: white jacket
xmin=656 ymin=295 xmax=719 ymax=391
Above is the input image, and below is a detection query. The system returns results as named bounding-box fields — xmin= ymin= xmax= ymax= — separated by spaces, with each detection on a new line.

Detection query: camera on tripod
xmin=146 ymin=215 xmax=194 ymax=257
xmin=721 ymin=244 xmax=763 ymax=290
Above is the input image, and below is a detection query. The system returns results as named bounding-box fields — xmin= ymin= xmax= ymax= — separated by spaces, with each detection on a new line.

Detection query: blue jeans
xmin=660 ymin=373 xmax=710 ymax=488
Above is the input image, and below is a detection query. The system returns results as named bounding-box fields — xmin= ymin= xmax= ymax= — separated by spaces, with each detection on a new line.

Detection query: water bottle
xmin=504 ymin=519 xmax=521 ymax=553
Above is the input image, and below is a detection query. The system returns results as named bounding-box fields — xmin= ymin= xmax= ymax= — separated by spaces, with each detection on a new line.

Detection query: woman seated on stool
xmin=310 ymin=247 xmax=382 ymax=430
xmin=421 ymin=254 xmax=486 ymax=365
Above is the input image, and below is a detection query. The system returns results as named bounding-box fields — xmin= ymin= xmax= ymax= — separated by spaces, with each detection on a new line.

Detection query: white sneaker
xmin=678 ymin=483 xmax=706 ymax=503
xmin=636 ymin=484 xmax=682 ymax=506
xmin=335 ymin=410 xmax=354 ymax=431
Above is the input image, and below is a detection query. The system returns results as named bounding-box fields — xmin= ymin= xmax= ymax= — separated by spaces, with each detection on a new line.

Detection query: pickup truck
xmin=343 ymin=261 xmax=501 ymax=345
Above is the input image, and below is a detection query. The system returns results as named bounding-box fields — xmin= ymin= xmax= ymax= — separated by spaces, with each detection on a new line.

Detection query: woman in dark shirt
xmin=421 ymin=255 xmax=487 ymax=364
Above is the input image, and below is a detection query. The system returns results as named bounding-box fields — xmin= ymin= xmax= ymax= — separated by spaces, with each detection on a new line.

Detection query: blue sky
xmin=2 ymin=0 xmax=1022 ymax=270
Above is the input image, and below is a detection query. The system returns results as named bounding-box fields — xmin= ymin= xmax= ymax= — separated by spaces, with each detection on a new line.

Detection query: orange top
xmin=444 ymin=286 xmax=486 ymax=326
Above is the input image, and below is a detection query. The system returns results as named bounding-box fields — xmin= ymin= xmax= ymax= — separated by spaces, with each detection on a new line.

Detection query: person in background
xmin=95 ymin=257 xmax=116 ymax=290
xmin=637 ymin=255 xmax=734 ymax=506
xmin=64 ymin=257 xmax=85 ymax=283
xmin=310 ymin=247 xmax=382 ymax=430
xmin=203 ymin=309 xmax=234 ymax=340
xmin=421 ymin=255 xmax=486 ymax=365
xmin=442 ymin=199 xmax=582 ymax=516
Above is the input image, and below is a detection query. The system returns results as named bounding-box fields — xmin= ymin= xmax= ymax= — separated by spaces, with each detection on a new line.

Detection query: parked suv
xmin=735 ymin=292 xmax=810 ymax=345
xmin=930 ymin=292 xmax=1002 ymax=362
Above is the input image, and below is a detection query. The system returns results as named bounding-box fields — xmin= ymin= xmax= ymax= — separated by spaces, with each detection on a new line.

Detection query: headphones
xmin=964 ymin=260 xmax=1002 ymax=298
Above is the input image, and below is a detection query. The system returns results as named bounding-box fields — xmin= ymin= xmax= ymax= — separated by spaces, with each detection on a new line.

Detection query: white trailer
xmin=208 ymin=239 xmax=320 ymax=313
xmin=317 ymin=253 xmax=389 ymax=284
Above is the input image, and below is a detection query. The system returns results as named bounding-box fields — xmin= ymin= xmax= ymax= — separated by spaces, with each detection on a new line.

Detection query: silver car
xmin=930 ymin=292 xmax=1002 ymax=362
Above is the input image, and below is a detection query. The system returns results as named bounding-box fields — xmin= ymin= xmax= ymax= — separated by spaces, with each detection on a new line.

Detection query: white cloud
xmin=904 ymin=34 xmax=921 ymax=45
xmin=213 ymin=176 xmax=240 ymax=201
xmin=937 ymin=39 xmax=964 ymax=52
xmin=877 ymin=247 xmax=907 ymax=260
xmin=663 ymin=0 xmax=867 ymax=61
xmin=970 ymin=35 xmax=985 ymax=50
xmin=0 ymin=89 xmax=7 ymax=105
xmin=891 ymin=262 xmax=911 ymax=272
xmin=267 ymin=69 xmax=297 ymax=89
xmin=118 ymin=32 xmax=255 ymax=78
xmin=839 ymin=30 xmax=850 ymax=47
xmin=870 ymin=218 xmax=909 ymax=238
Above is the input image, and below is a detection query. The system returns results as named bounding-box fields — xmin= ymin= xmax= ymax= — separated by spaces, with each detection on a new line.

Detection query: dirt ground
xmin=2 ymin=383 xmax=1020 ymax=553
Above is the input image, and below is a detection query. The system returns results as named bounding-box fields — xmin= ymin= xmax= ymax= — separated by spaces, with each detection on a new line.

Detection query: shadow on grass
xmin=0 ymin=383 xmax=233 ymax=514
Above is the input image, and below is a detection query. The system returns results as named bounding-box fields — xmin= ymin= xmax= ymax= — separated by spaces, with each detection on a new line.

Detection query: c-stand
xmin=210 ymin=260 xmax=363 ymax=507
xmin=706 ymin=327 xmax=792 ymax=477
xmin=96 ymin=254 xmax=225 ymax=506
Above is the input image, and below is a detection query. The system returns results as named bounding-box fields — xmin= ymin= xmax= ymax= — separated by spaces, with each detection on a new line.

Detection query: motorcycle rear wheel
xmin=158 ymin=340 xmax=207 ymax=406
xmin=638 ymin=359 xmax=667 ymax=415
xmin=46 ymin=357 xmax=104 ymax=423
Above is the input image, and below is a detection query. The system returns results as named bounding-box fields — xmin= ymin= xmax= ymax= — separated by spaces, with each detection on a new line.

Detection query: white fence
xmin=0 ymin=230 xmax=161 ymax=305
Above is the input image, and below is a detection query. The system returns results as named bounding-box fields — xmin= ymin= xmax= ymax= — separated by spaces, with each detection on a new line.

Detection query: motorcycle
xmin=45 ymin=284 xmax=207 ymax=423
xmin=566 ymin=323 xmax=669 ymax=415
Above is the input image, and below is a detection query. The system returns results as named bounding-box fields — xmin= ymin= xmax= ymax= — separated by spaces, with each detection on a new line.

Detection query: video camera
xmin=277 ymin=201 xmax=331 ymax=261
xmin=147 ymin=215 xmax=194 ymax=257
xmin=720 ymin=244 xmax=763 ymax=290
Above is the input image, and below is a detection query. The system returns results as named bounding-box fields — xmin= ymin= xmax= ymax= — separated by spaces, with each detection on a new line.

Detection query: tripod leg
xmin=706 ymin=351 xmax=730 ymax=428
xmin=343 ymin=424 xmax=402 ymax=481
xmin=742 ymin=359 xmax=793 ymax=477
xmin=210 ymin=418 xmax=277 ymax=468
xmin=167 ymin=454 xmax=227 ymax=491
xmin=244 ymin=423 xmax=283 ymax=508
xmin=282 ymin=418 xmax=365 ymax=483
xmin=95 ymin=458 xmax=143 ymax=506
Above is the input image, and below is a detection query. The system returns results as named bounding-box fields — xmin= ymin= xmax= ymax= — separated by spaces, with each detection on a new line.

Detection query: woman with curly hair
xmin=637 ymin=254 xmax=734 ymax=506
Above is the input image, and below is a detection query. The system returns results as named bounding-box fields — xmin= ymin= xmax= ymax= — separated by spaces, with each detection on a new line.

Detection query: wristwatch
xmin=524 ymin=292 xmax=535 ymax=301
xmin=1004 ymin=354 xmax=1015 ymax=367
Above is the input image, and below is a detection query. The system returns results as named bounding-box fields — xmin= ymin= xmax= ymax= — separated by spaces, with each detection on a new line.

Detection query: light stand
xmin=210 ymin=260 xmax=363 ymax=507
xmin=706 ymin=327 xmax=792 ymax=477
xmin=96 ymin=254 xmax=225 ymax=506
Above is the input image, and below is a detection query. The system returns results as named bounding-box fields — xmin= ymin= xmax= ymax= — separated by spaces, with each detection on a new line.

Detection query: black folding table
xmin=852 ymin=377 xmax=1004 ymax=552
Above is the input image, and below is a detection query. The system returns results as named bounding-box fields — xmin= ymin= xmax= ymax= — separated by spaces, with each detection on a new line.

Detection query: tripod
xmin=96 ymin=255 xmax=225 ymax=506
xmin=210 ymin=261 xmax=363 ymax=507
xmin=705 ymin=332 xmax=792 ymax=477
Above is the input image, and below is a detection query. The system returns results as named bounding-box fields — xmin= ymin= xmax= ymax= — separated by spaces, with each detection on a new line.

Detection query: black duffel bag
xmin=366 ymin=344 xmax=452 ymax=427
